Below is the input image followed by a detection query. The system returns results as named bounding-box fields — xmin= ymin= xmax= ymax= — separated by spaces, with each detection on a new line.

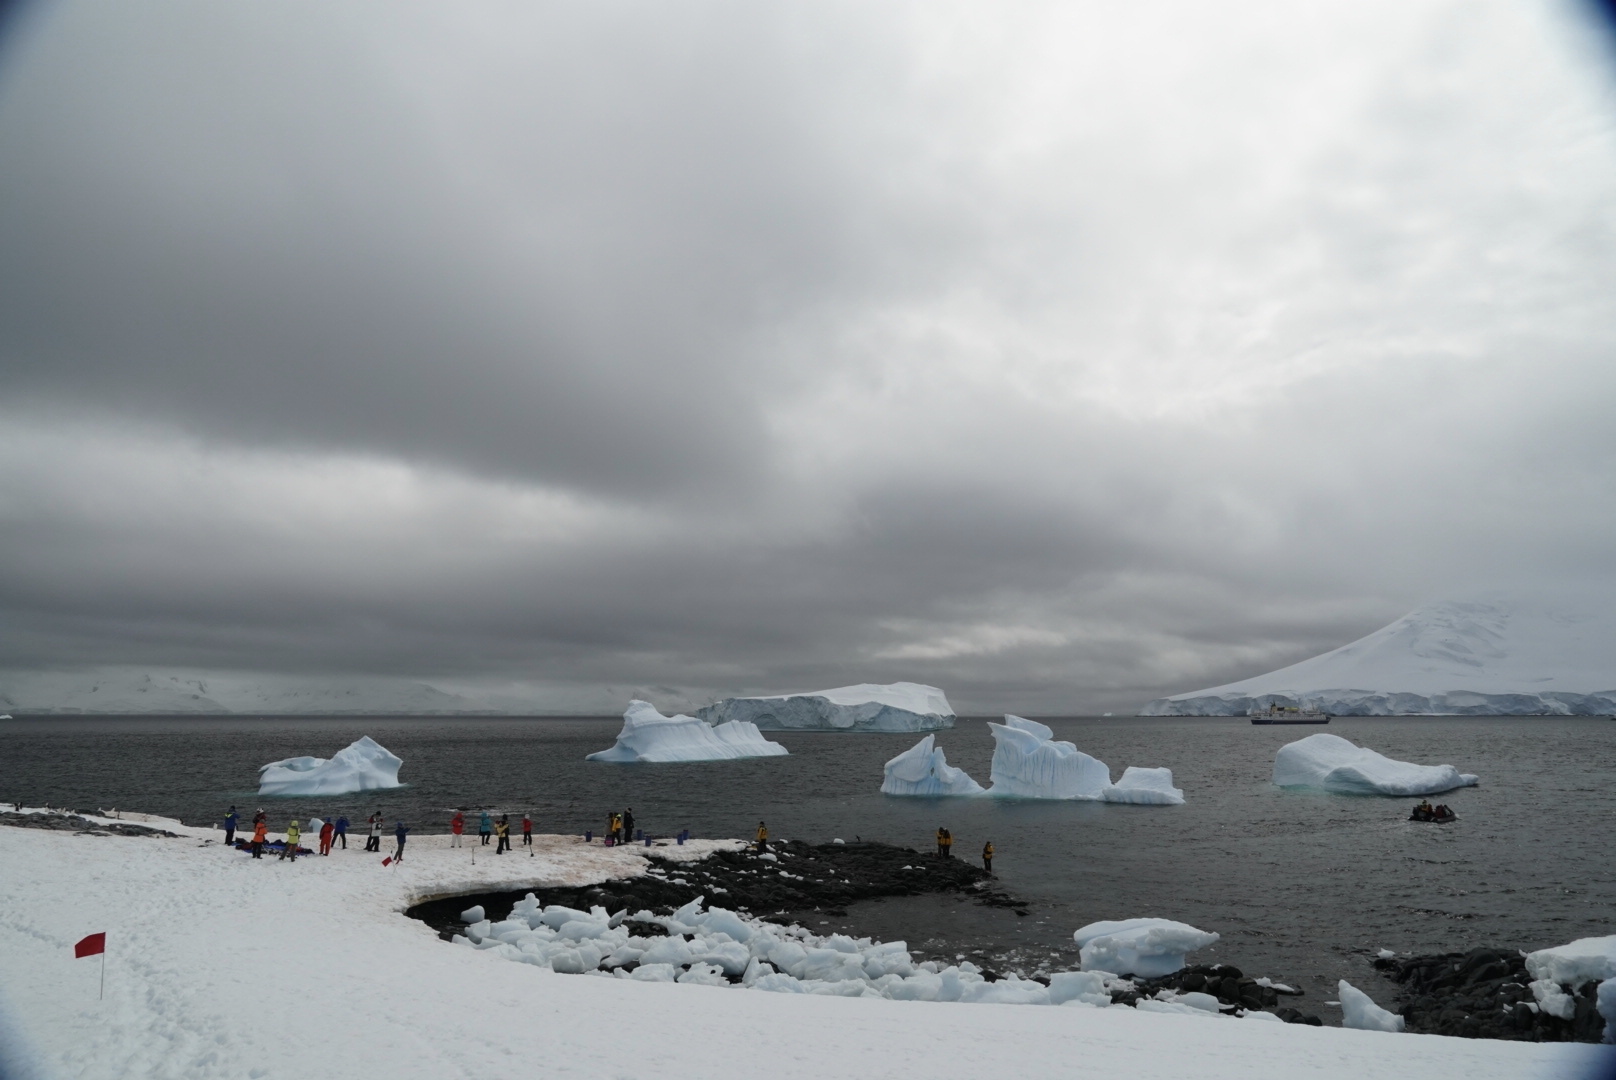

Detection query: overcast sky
xmin=2 ymin=0 xmax=1614 ymax=714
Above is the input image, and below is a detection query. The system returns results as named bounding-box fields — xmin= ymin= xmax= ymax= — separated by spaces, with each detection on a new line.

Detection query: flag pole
xmin=99 ymin=948 xmax=105 ymax=1000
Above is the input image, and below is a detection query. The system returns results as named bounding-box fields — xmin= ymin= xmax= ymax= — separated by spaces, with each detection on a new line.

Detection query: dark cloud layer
xmin=2 ymin=1 xmax=1615 ymax=713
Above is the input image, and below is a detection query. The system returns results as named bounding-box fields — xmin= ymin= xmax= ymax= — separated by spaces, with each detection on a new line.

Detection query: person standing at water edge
xmin=251 ymin=818 xmax=266 ymax=859
xmin=982 ymin=841 xmax=993 ymax=875
xmin=222 ymin=806 xmax=237 ymax=846
xmin=450 ymin=810 xmax=465 ymax=848
xmin=479 ymin=811 xmax=492 ymax=846
xmin=942 ymin=829 xmax=953 ymax=859
xmin=936 ymin=827 xmax=945 ymax=857
xmin=394 ymin=820 xmax=409 ymax=862
xmin=622 ymin=807 xmax=634 ymax=844
xmin=521 ymin=812 xmax=532 ymax=847
xmin=334 ymin=815 xmax=348 ymax=849
xmin=756 ymin=821 xmax=768 ymax=854
xmin=495 ymin=815 xmax=510 ymax=855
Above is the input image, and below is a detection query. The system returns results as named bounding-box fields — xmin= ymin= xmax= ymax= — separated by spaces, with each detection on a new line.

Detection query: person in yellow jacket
xmin=755 ymin=821 xmax=768 ymax=854
xmin=280 ymin=820 xmax=301 ymax=862
xmin=982 ymin=841 xmax=994 ymax=875
xmin=936 ymin=827 xmax=946 ymax=857
xmin=494 ymin=815 xmax=511 ymax=855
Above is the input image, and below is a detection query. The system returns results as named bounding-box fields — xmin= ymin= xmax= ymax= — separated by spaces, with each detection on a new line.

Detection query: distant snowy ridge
xmin=1142 ymin=597 xmax=1616 ymax=716
xmin=0 ymin=668 xmax=501 ymax=715
xmin=698 ymin=682 xmax=954 ymax=732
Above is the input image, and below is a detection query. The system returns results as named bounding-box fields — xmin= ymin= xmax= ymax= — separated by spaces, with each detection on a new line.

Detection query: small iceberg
xmin=1074 ymin=918 xmax=1219 ymax=978
xmin=1101 ymin=766 xmax=1184 ymax=805
xmin=587 ymin=701 xmax=788 ymax=763
xmin=881 ymin=735 xmax=985 ymax=796
xmin=1272 ymin=733 xmax=1478 ymax=796
xmin=258 ymin=736 xmax=404 ymax=796
xmin=985 ymin=716 xmax=1183 ymax=803
xmin=1338 ymin=980 xmax=1404 ymax=1032
xmin=697 ymin=682 xmax=954 ymax=732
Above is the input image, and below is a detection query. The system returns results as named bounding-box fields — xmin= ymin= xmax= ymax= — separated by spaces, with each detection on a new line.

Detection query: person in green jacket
xmin=280 ymin=820 xmax=301 ymax=862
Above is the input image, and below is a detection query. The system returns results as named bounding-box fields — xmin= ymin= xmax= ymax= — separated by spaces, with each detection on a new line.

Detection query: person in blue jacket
xmin=479 ymin=810 xmax=493 ymax=846
xmin=394 ymin=820 xmax=409 ymax=862
xmin=334 ymin=815 xmax=348 ymax=850
xmin=223 ymin=806 xmax=238 ymax=846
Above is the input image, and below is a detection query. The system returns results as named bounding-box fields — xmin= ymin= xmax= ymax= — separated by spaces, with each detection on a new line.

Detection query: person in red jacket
xmin=521 ymin=813 xmax=532 ymax=847
xmin=450 ymin=810 xmax=465 ymax=848
xmin=318 ymin=819 xmax=335 ymax=856
xmin=251 ymin=819 xmax=267 ymax=859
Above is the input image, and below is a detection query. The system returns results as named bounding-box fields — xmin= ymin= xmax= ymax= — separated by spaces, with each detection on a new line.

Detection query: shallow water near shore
xmin=3 ymin=714 xmax=1613 ymax=1012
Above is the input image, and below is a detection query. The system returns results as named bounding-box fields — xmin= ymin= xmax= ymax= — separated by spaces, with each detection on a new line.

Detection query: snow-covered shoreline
xmin=0 ymin=809 xmax=1607 ymax=1080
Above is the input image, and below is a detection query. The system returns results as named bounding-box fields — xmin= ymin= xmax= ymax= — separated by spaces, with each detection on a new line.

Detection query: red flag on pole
xmin=74 ymin=933 xmax=106 ymax=958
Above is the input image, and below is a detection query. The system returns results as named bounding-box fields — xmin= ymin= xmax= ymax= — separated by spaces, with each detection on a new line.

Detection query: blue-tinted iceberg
xmin=986 ymin=716 xmax=1111 ymax=799
xmin=698 ymin=682 xmax=953 ymax=732
xmin=881 ymin=735 xmax=985 ymax=796
xmin=1272 ymin=733 xmax=1477 ymax=796
xmin=587 ymin=701 xmax=788 ymax=763
xmin=985 ymin=716 xmax=1181 ymax=803
xmin=1101 ymin=766 xmax=1185 ymax=806
xmin=257 ymin=736 xmax=404 ymax=796
xmin=1074 ymin=918 xmax=1219 ymax=978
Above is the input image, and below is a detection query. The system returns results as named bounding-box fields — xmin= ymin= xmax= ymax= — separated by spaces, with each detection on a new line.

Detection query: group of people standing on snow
xmin=606 ymin=807 xmax=635 ymax=846
xmin=226 ymin=805 xmax=406 ymax=862
xmin=449 ymin=809 xmax=533 ymax=853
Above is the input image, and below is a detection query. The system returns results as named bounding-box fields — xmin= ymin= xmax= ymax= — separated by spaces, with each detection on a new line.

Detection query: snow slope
xmin=2 ymin=816 xmax=1603 ymax=1080
xmin=1142 ymin=596 xmax=1616 ymax=715
xmin=257 ymin=736 xmax=406 ymax=795
xmin=0 ymin=668 xmax=492 ymax=715
xmin=697 ymin=683 xmax=954 ymax=731
xmin=1272 ymin=734 xmax=1478 ymax=796
xmin=586 ymin=701 xmax=788 ymax=762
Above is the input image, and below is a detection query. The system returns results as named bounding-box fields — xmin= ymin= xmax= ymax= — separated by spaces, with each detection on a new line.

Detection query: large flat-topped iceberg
xmin=1074 ymin=918 xmax=1219 ymax=978
xmin=1272 ymin=733 xmax=1477 ymax=796
xmin=587 ymin=701 xmax=788 ymax=763
xmin=258 ymin=736 xmax=404 ymax=796
xmin=1141 ymin=595 xmax=1616 ymax=716
xmin=881 ymin=735 xmax=985 ymax=796
xmin=698 ymin=682 xmax=954 ymax=732
xmin=986 ymin=716 xmax=1183 ymax=804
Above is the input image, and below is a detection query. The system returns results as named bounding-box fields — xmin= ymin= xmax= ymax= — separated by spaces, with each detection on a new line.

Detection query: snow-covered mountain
xmin=1141 ymin=596 xmax=1616 ymax=716
xmin=0 ymin=669 xmax=498 ymax=715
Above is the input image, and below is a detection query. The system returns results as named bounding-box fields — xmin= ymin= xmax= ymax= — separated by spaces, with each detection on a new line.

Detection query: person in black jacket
xmin=622 ymin=808 xmax=635 ymax=845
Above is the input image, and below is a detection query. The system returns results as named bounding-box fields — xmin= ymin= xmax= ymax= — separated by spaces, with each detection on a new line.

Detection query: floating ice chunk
xmin=1074 ymin=918 xmax=1219 ymax=978
xmin=986 ymin=716 xmax=1111 ymax=799
xmin=1338 ymin=980 xmax=1404 ymax=1032
xmin=881 ymin=735 xmax=984 ymax=796
xmin=257 ymin=736 xmax=404 ymax=796
xmin=1101 ymin=767 xmax=1184 ymax=805
xmin=460 ymin=906 xmax=485 ymax=924
xmin=464 ymin=920 xmax=492 ymax=943
xmin=1524 ymin=935 xmax=1616 ymax=987
xmin=1272 ymin=734 xmax=1477 ymax=796
xmin=698 ymin=683 xmax=954 ymax=732
xmin=587 ymin=701 xmax=788 ymax=763
xmin=1377 ymin=949 xmax=1396 ymax=959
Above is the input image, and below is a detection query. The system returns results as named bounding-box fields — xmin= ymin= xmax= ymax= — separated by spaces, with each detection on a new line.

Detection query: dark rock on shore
xmin=1375 ymin=948 xmax=1608 ymax=1042
xmin=0 ymin=810 xmax=178 ymax=838
xmin=409 ymin=839 xmax=1025 ymax=942
xmin=1115 ymin=963 xmax=1320 ymax=1023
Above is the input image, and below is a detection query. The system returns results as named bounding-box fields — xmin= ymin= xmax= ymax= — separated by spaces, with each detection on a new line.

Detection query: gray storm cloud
xmin=1 ymin=0 xmax=1614 ymax=713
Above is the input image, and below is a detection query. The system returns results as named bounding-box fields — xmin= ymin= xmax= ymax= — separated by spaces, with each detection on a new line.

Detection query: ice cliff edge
xmin=698 ymin=682 xmax=954 ymax=732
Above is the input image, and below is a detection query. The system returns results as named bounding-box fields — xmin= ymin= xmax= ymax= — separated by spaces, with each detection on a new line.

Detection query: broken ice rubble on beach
xmin=1271 ymin=733 xmax=1478 ymax=796
xmin=457 ymin=895 xmax=1264 ymax=1017
xmin=880 ymin=716 xmax=1184 ymax=804
xmin=587 ymin=701 xmax=788 ymax=763
xmin=257 ymin=736 xmax=404 ymax=796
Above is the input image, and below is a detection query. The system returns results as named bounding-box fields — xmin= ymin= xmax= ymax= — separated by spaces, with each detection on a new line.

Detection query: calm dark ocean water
xmin=3 ymin=714 xmax=1613 ymax=1014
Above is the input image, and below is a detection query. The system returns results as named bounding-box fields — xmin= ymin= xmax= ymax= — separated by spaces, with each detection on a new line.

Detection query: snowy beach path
xmin=0 ymin=817 xmax=1605 ymax=1080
